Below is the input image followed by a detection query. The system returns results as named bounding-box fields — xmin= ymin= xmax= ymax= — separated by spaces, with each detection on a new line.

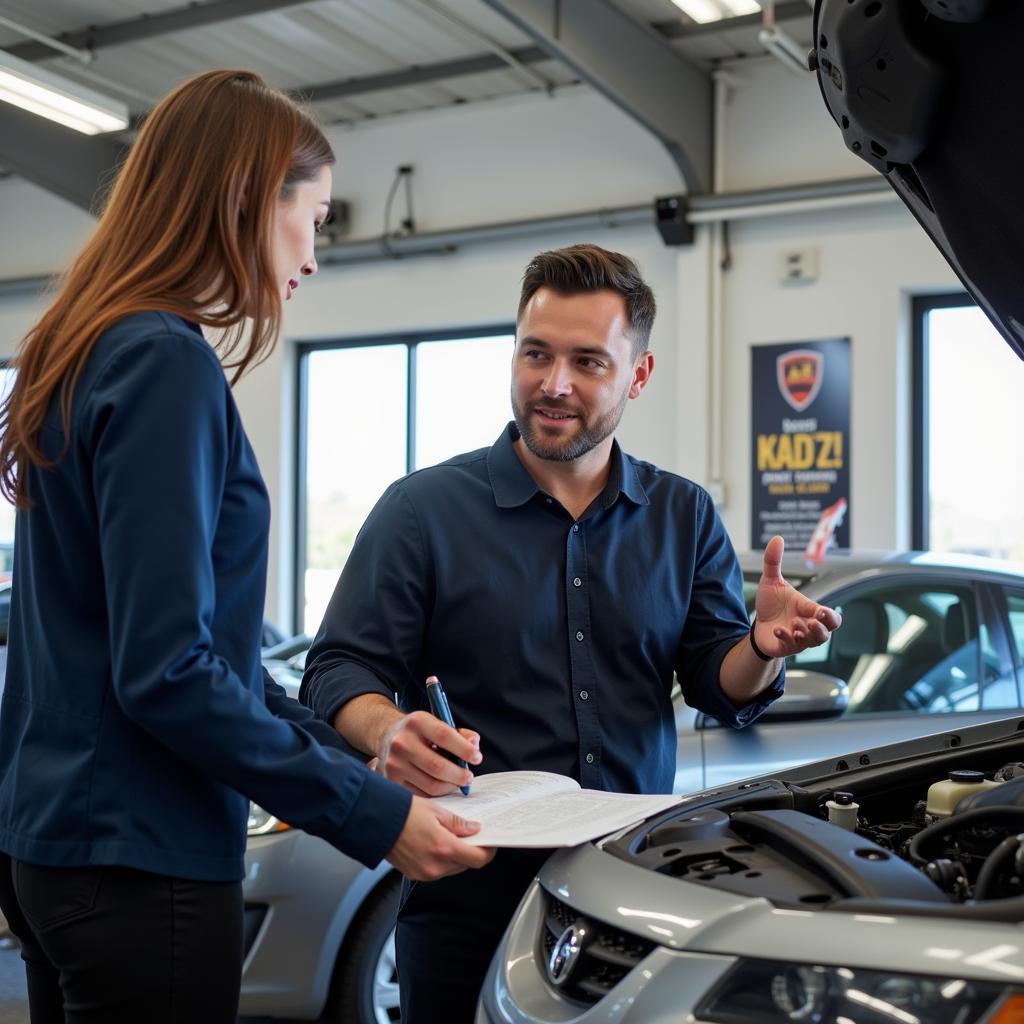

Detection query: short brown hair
xmin=517 ymin=244 xmax=656 ymax=358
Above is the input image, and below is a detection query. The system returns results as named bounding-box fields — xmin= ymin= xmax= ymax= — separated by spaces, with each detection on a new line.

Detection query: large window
xmin=913 ymin=294 xmax=1024 ymax=558
xmin=295 ymin=327 xmax=515 ymax=633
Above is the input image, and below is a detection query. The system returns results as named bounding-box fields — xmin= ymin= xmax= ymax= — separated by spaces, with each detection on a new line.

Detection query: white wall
xmin=323 ymin=85 xmax=684 ymax=235
xmin=0 ymin=59 xmax=962 ymax=628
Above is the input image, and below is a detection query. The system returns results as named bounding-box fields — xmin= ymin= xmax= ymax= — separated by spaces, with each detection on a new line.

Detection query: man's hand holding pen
xmin=376 ymin=708 xmax=481 ymax=798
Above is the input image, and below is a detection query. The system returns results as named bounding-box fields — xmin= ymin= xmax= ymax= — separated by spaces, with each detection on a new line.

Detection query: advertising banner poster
xmin=751 ymin=338 xmax=851 ymax=557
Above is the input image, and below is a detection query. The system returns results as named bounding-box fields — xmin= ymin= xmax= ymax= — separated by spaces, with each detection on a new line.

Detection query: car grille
xmin=540 ymin=893 xmax=655 ymax=1004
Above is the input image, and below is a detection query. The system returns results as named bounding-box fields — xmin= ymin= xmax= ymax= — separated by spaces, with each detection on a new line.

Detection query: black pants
xmin=0 ymin=852 xmax=243 ymax=1024
xmin=395 ymin=849 xmax=549 ymax=1024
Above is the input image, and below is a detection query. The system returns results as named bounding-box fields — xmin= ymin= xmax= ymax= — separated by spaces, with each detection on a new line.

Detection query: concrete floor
xmin=0 ymin=937 xmax=27 ymax=1024
xmin=0 ymin=935 xmax=305 ymax=1024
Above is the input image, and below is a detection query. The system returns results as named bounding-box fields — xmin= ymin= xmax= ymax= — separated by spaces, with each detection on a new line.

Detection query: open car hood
xmin=811 ymin=0 xmax=1024 ymax=361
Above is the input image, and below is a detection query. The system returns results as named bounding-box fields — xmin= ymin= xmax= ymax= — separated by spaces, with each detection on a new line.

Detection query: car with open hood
xmin=241 ymin=548 xmax=1024 ymax=1023
xmin=477 ymin=714 xmax=1024 ymax=1023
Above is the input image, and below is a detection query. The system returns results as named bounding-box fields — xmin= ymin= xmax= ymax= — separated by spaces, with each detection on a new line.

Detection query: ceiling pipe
xmin=0 ymin=176 xmax=895 ymax=299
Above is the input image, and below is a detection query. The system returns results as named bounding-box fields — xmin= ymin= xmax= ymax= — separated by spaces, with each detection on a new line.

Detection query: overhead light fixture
xmin=669 ymin=0 xmax=761 ymax=24
xmin=719 ymin=0 xmax=762 ymax=14
xmin=758 ymin=24 xmax=812 ymax=74
xmin=0 ymin=49 xmax=129 ymax=134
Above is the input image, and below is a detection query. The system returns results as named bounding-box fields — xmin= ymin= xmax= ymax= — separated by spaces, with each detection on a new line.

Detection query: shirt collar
xmin=487 ymin=423 xmax=542 ymax=508
xmin=603 ymin=441 xmax=650 ymax=508
xmin=487 ymin=422 xmax=649 ymax=510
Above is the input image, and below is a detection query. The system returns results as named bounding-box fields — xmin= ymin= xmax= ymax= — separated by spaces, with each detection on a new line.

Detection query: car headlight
xmin=696 ymin=959 xmax=1012 ymax=1024
xmin=247 ymin=802 xmax=291 ymax=836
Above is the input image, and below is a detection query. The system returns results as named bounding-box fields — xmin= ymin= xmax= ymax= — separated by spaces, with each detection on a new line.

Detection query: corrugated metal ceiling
xmin=0 ymin=0 xmax=812 ymax=124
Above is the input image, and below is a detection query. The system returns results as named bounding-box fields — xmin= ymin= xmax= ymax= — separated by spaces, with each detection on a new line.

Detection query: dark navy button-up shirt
xmin=0 ymin=312 xmax=410 ymax=881
xmin=302 ymin=423 xmax=783 ymax=795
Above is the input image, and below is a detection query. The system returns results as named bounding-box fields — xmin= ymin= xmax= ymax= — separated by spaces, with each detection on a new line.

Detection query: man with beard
xmin=301 ymin=244 xmax=841 ymax=1023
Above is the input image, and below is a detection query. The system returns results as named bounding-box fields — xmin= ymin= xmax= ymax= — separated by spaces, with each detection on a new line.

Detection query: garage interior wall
xmin=0 ymin=59 xmax=959 ymax=629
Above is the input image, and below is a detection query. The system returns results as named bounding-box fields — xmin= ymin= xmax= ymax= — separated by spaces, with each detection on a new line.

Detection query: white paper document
xmin=434 ymin=771 xmax=682 ymax=848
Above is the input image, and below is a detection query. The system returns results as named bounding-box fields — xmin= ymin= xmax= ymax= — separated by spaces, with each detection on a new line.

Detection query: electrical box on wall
xmin=779 ymin=246 xmax=819 ymax=285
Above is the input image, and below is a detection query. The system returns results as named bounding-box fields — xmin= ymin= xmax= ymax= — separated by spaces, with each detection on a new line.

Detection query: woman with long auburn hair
xmin=0 ymin=69 xmax=490 ymax=1023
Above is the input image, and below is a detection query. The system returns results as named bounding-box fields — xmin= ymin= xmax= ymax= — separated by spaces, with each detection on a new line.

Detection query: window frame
xmin=1001 ymin=586 xmax=1024 ymax=673
xmin=911 ymin=290 xmax=979 ymax=550
xmin=292 ymin=323 xmax=515 ymax=633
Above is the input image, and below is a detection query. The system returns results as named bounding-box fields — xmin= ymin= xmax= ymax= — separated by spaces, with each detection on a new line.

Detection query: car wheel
xmin=327 ymin=872 xmax=401 ymax=1024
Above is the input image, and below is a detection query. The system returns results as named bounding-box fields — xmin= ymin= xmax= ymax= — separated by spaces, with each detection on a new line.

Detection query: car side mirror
xmin=696 ymin=670 xmax=848 ymax=729
xmin=757 ymin=669 xmax=848 ymax=723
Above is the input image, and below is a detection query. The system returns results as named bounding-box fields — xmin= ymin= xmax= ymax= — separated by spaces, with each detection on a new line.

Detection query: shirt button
xmin=576 ymin=631 xmax=584 ymax=642
xmin=585 ymin=753 xmax=594 ymax=764
xmin=579 ymin=690 xmax=589 ymax=700
xmin=573 ymin=577 xmax=582 ymax=587
xmin=546 ymin=497 xmax=553 ymax=504
xmin=572 ymin=524 xmax=579 ymax=533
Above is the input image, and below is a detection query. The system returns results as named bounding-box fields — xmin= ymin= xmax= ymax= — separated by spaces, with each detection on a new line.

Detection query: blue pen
xmin=425 ymin=675 xmax=471 ymax=796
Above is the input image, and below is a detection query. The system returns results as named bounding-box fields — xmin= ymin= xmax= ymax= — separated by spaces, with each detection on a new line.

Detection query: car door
xmin=699 ymin=574 xmax=1020 ymax=789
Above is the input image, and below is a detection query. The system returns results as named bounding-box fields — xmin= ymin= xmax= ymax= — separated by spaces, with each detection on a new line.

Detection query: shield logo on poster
xmin=777 ymin=350 xmax=823 ymax=412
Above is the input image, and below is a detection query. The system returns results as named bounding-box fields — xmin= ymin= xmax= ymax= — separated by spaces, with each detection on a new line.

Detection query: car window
xmin=790 ymin=633 xmax=831 ymax=668
xmin=812 ymin=583 xmax=1015 ymax=715
xmin=1006 ymin=591 xmax=1024 ymax=667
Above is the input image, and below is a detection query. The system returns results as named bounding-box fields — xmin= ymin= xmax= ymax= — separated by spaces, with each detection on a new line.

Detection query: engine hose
xmin=974 ymin=834 xmax=1024 ymax=901
xmin=908 ymin=806 xmax=1024 ymax=865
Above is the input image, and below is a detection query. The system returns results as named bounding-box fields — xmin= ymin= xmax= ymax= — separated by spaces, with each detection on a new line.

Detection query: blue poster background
xmin=750 ymin=338 xmax=851 ymax=553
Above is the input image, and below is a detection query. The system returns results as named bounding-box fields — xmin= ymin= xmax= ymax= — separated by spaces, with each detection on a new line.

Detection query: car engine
xmin=854 ymin=763 xmax=1024 ymax=904
xmin=608 ymin=739 xmax=1024 ymax=916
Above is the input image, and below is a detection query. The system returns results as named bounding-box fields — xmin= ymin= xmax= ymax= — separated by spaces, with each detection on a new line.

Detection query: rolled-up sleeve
xmin=301 ymin=485 xmax=432 ymax=726
xmin=675 ymin=490 xmax=784 ymax=727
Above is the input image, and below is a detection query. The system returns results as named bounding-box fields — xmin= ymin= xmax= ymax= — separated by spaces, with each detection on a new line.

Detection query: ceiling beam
xmin=299 ymin=5 xmax=814 ymax=104
xmin=0 ymin=104 xmax=125 ymax=212
xmin=5 ymin=0 xmax=313 ymax=62
xmin=296 ymin=5 xmax=814 ymax=104
xmin=479 ymin=0 xmax=712 ymax=191
xmin=300 ymin=45 xmax=549 ymax=102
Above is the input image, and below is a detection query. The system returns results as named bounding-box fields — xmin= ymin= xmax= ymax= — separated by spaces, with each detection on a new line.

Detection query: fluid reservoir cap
xmin=949 ymin=770 xmax=985 ymax=783
xmin=833 ymin=791 xmax=854 ymax=805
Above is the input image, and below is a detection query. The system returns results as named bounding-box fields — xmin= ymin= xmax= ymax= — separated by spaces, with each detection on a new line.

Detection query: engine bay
xmin=610 ymin=733 xmax=1024 ymax=916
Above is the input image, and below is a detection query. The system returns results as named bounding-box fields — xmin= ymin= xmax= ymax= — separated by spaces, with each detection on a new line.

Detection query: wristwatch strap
xmin=749 ymin=625 xmax=773 ymax=662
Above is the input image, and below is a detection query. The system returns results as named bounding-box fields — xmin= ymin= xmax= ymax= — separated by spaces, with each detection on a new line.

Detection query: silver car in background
xmin=240 ymin=550 xmax=1024 ymax=1023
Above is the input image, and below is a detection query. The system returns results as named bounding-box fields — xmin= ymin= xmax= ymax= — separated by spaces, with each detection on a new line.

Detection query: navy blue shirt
xmin=302 ymin=424 xmax=783 ymax=795
xmin=0 ymin=312 xmax=411 ymax=881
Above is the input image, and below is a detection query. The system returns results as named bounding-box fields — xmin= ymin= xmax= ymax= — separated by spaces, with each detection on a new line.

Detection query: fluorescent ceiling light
xmin=670 ymin=0 xmax=722 ymax=22
xmin=669 ymin=0 xmax=761 ymax=23
xmin=0 ymin=49 xmax=129 ymax=134
xmin=719 ymin=0 xmax=762 ymax=13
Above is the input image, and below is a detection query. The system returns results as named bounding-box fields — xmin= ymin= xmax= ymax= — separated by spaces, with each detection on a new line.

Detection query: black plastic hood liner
xmin=811 ymin=0 xmax=1024 ymax=360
